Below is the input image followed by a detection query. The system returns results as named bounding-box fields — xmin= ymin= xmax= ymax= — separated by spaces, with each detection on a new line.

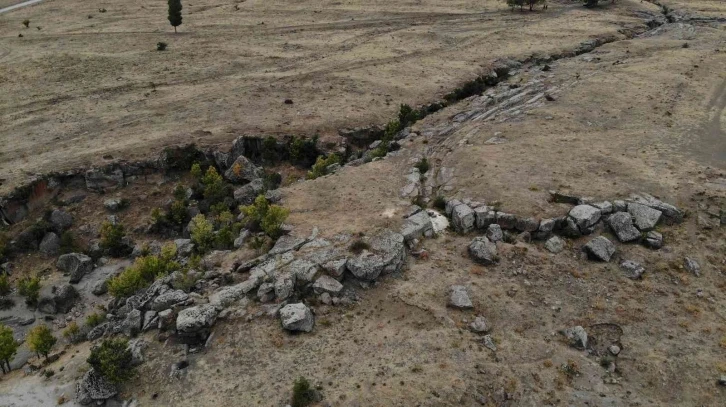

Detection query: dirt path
xmin=0 ymin=0 xmax=45 ymax=14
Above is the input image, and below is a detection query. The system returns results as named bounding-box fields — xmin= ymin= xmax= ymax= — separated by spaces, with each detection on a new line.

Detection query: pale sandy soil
xmin=0 ymin=0 xmax=657 ymax=194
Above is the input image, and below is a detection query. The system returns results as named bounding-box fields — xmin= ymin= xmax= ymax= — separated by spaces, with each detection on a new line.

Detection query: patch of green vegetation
xmin=414 ymin=157 xmax=430 ymax=174
xmin=107 ymin=244 xmax=179 ymax=298
xmin=27 ymin=325 xmax=56 ymax=359
xmin=0 ymin=275 xmax=10 ymax=296
xmin=291 ymin=376 xmax=315 ymax=407
xmin=87 ymin=338 xmax=135 ymax=384
xmin=306 ymin=154 xmax=341 ymax=179
xmin=349 ymin=240 xmax=370 ymax=255
xmin=18 ymin=276 xmax=41 ymax=306
xmin=240 ymin=195 xmax=290 ymax=239
xmin=85 ymin=312 xmax=107 ymax=328
xmin=432 ymin=195 xmax=446 ymax=211
xmin=189 ymin=214 xmax=215 ymax=253
xmin=100 ymin=221 xmax=127 ymax=257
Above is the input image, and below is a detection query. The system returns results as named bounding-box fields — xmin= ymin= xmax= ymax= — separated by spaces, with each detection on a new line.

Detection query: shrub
xmin=261 ymin=136 xmax=279 ymax=162
xmin=0 ymin=275 xmax=10 ymax=296
xmin=87 ymin=338 xmax=135 ymax=384
xmin=59 ymin=231 xmax=79 ymax=254
xmin=414 ymin=157 xmax=430 ymax=174
xmin=201 ymin=166 xmax=229 ymax=204
xmin=85 ymin=312 xmax=106 ymax=328
xmin=349 ymin=240 xmax=370 ymax=254
xmin=398 ymin=104 xmax=420 ymax=127
xmin=157 ymin=42 xmax=168 ymax=51
xmin=100 ymin=221 xmax=126 ymax=257
xmin=291 ymin=376 xmax=314 ymax=407
xmin=22 ymin=19 xmax=30 ymax=28
xmin=27 ymin=325 xmax=56 ymax=359
xmin=168 ymin=200 xmax=188 ymax=225
xmin=190 ymin=163 xmax=203 ymax=179
xmin=264 ymin=172 xmax=283 ymax=190
xmin=189 ymin=214 xmax=215 ymax=253
xmin=240 ymin=195 xmax=289 ymax=239
xmin=108 ymin=245 xmax=179 ymax=297
xmin=0 ymin=233 xmax=8 ymax=260
xmin=18 ymin=276 xmax=41 ymax=306
xmin=0 ymin=324 xmax=18 ymax=373
xmin=306 ymin=154 xmax=340 ymax=180
xmin=288 ymin=136 xmax=320 ymax=166
xmin=62 ymin=322 xmax=81 ymax=343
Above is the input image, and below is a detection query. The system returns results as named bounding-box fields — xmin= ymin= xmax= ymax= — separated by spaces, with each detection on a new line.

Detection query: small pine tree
xmin=27 ymin=325 xmax=56 ymax=360
xmin=168 ymin=0 xmax=183 ymax=33
xmin=0 ymin=324 xmax=18 ymax=374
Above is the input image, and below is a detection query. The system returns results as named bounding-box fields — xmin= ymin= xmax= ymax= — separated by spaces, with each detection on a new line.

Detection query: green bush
xmin=190 ymin=163 xmax=203 ymax=179
xmin=0 ymin=275 xmax=10 ymax=296
xmin=306 ymin=154 xmax=340 ymax=179
xmin=201 ymin=166 xmax=229 ymax=204
xmin=288 ymin=136 xmax=320 ymax=166
xmin=100 ymin=221 xmax=126 ymax=257
xmin=62 ymin=322 xmax=81 ymax=343
xmin=22 ymin=19 xmax=30 ymax=28
xmin=189 ymin=214 xmax=215 ymax=253
xmin=87 ymin=338 xmax=135 ymax=384
xmin=291 ymin=376 xmax=314 ymax=407
xmin=0 ymin=324 xmax=18 ymax=373
xmin=85 ymin=312 xmax=106 ymax=328
xmin=261 ymin=136 xmax=279 ymax=162
xmin=18 ymin=276 xmax=41 ymax=306
xmin=157 ymin=42 xmax=168 ymax=51
xmin=240 ymin=195 xmax=289 ymax=239
xmin=414 ymin=157 xmax=430 ymax=174
xmin=398 ymin=104 xmax=420 ymax=127
xmin=27 ymin=325 xmax=56 ymax=359
xmin=59 ymin=231 xmax=80 ymax=254
xmin=108 ymin=245 xmax=179 ymax=298
xmin=0 ymin=233 xmax=8 ymax=260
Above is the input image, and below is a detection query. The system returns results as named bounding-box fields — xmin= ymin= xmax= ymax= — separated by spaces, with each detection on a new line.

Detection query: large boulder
xmin=583 ymin=236 xmax=615 ymax=262
xmin=485 ymin=224 xmax=503 ymax=242
xmin=224 ymin=155 xmax=263 ymax=184
xmin=400 ymin=210 xmax=433 ymax=242
xmin=122 ymin=309 xmax=143 ymax=337
xmin=150 ymin=290 xmax=189 ymax=312
xmin=620 ymin=260 xmax=645 ymax=279
xmin=174 ymin=239 xmax=195 ymax=257
xmin=560 ymin=326 xmax=588 ymax=350
xmin=176 ymin=304 xmax=218 ymax=335
xmin=474 ymin=207 xmax=496 ymax=230
xmin=568 ymin=205 xmax=601 ymax=234
xmin=628 ymin=193 xmax=683 ymax=224
xmin=468 ymin=236 xmax=498 ymax=265
xmin=451 ymin=204 xmax=475 ymax=233
xmin=627 ymin=203 xmax=662 ymax=231
xmin=38 ymin=284 xmax=79 ymax=314
xmin=643 ymin=231 xmax=663 ymax=249
xmin=233 ymin=178 xmax=265 ymax=205
xmin=347 ymin=229 xmax=406 ymax=281
xmin=209 ymin=284 xmax=246 ymax=308
xmin=279 ymin=303 xmax=314 ymax=333
xmin=76 ymin=368 xmax=118 ymax=405
xmin=39 ymin=232 xmax=60 ymax=255
xmin=57 ymin=253 xmax=94 ymax=284
xmin=607 ymin=212 xmax=641 ymax=243
xmin=544 ymin=236 xmax=565 ymax=254
xmin=50 ymin=209 xmax=73 ymax=232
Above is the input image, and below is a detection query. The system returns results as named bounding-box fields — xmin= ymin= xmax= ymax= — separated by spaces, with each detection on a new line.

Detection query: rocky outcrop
xmin=468 ymin=236 xmax=498 ymax=265
xmin=176 ymin=304 xmax=218 ymax=340
xmin=347 ymin=229 xmax=406 ymax=281
xmin=76 ymin=368 xmax=118 ymax=405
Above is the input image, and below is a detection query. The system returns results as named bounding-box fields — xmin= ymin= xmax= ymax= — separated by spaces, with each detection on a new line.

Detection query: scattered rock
xmin=485 ymin=224 xmax=503 ymax=242
xmin=607 ymin=212 xmax=641 ymax=243
xmin=620 ymin=260 xmax=645 ymax=279
xmin=279 ymin=303 xmax=314 ymax=332
xmin=451 ymin=204 xmax=475 ymax=233
xmin=515 ymin=217 xmax=538 ymax=233
xmin=684 ymin=257 xmax=700 ymax=277
xmin=469 ymin=316 xmax=489 ymax=333
xmin=591 ymin=201 xmax=613 ymax=215
xmin=583 ymin=236 xmax=615 ymax=262
xmin=474 ymin=207 xmax=496 ymax=229
xmin=39 ymin=232 xmax=60 ymax=255
xmin=233 ymin=178 xmax=265 ymax=205
xmin=468 ymin=236 xmax=498 ymax=265
xmin=561 ymin=326 xmax=588 ymax=349
xmin=57 ymin=253 xmax=94 ymax=284
xmin=87 ymin=323 xmax=108 ymax=341
xmin=495 ymin=212 xmax=517 ymax=230
xmin=533 ymin=218 xmax=556 ymax=240
xmin=151 ymin=290 xmax=189 ymax=312
xmin=176 ymin=304 xmax=218 ymax=337
xmin=312 ymin=275 xmax=343 ymax=295
xmin=544 ymin=236 xmax=565 ymax=254
xmin=223 ymin=155 xmax=263 ymax=185
xmin=643 ymin=231 xmax=663 ymax=249
xmin=448 ymin=285 xmax=473 ymax=309
xmin=123 ymin=309 xmax=143 ymax=337
xmin=401 ymin=210 xmax=433 ymax=242
xmin=174 ymin=239 xmax=194 ymax=257
xmin=50 ymin=209 xmax=73 ymax=232
xmin=627 ymin=203 xmax=662 ymax=231
xmin=233 ymin=229 xmax=251 ymax=249
xmin=76 ymin=368 xmax=117 ymax=405
xmin=127 ymin=338 xmax=147 ymax=366
xmin=347 ymin=229 xmax=405 ymax=281
xmin=609 ymin=345 xmax=621 ymax=356
xmin=568 ymin=205 xmax=601 ymax=234
xmin=481 ymin=334 xmax=497 ymax=351
xmin=103 ymin=198 xmax=127 ymax=212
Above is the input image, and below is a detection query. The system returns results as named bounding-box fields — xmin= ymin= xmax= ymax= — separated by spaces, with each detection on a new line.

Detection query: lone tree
xmin=168 ymin=0 xmax=183 ymax=33
xmin=27 ymin=325 xmax=56 ymax=360
xmin=0 ymin=324 xmax=18 ymax=374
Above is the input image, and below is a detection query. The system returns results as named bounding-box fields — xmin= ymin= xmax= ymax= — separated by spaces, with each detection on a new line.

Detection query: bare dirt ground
xmin=0 ymin=0 xmax=656 ymax=194
xmin=1 ymin=0 xmax=725 ymax=407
